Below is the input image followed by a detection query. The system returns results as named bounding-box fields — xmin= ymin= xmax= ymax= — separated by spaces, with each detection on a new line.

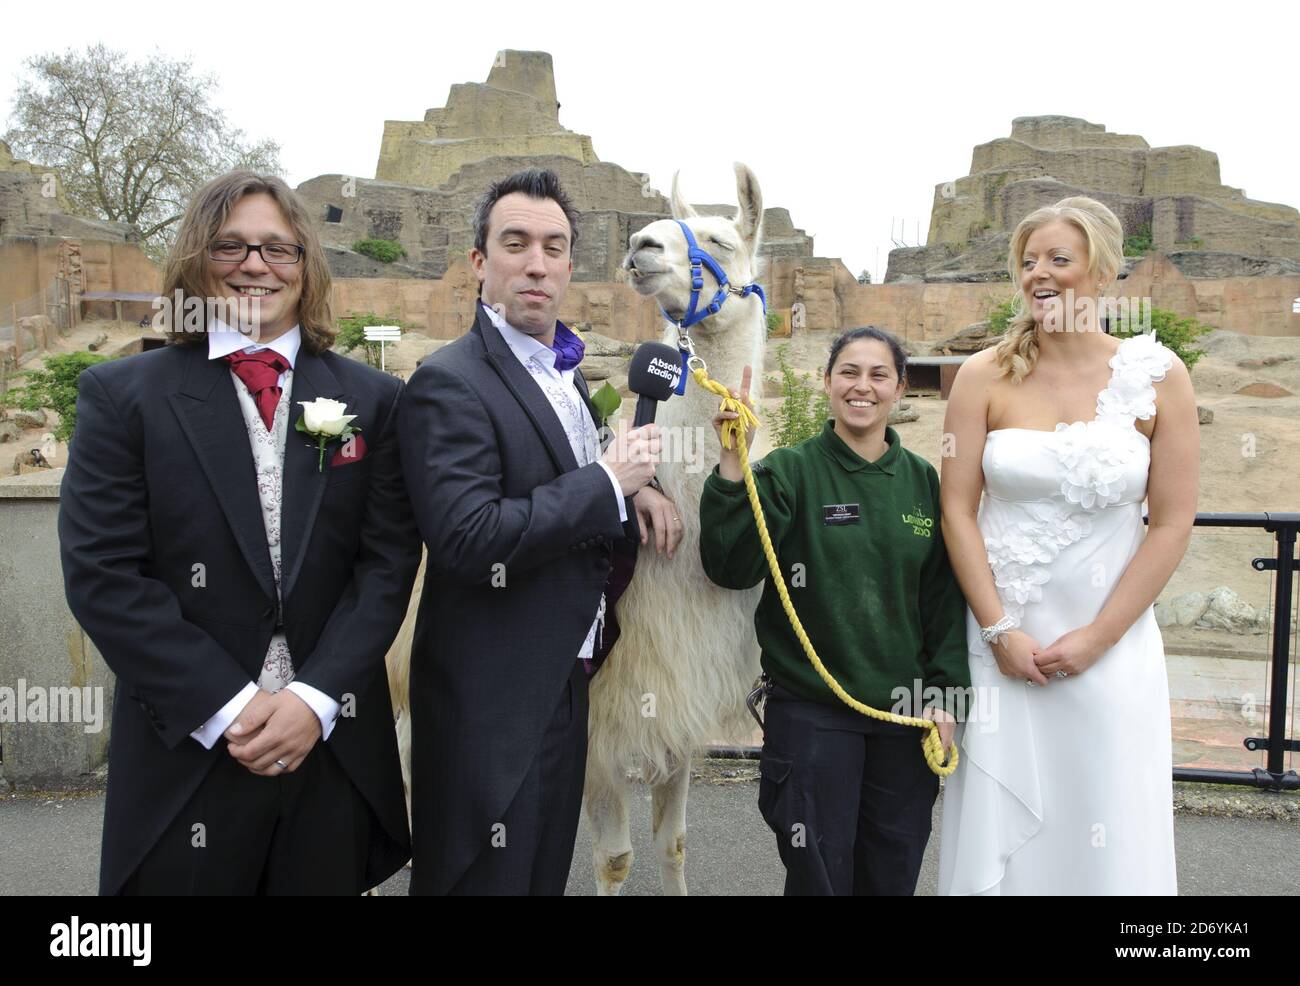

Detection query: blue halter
xmin=660 ymin=220 xmax=766 ymax=330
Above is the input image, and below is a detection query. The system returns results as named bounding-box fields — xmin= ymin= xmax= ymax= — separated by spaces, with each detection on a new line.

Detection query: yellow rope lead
xmin=693 ymin=366 xmax=958 ymax=777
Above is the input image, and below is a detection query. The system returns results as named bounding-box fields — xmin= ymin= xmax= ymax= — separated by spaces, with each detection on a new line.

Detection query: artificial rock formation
xmin=297 ymin=50 xmax=671 ymax=281
xmin=887 ymin=116 xmax=1300 ymax=282
xmin=0 ymin=140 xmax=136 ymax=242
xmin=295 ymin=51 xmax=822 ymax=284
xmin=297 ymin=155 xmax=669 ymax=282
xmin=376 ymin=51 xmax=597 ymax=189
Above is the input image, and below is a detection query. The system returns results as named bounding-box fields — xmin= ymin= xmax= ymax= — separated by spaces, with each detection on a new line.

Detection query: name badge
xmin=823 ymin=503 xmax=860 ymax=526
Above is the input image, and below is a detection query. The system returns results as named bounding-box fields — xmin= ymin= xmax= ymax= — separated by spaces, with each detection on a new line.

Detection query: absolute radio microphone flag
xmin=627 ymin=341 xmax=682 ymax=427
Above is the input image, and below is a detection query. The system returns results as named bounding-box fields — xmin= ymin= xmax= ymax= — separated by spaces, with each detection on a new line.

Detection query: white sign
xmin=363 ymin=325 xmax=401 ymax=370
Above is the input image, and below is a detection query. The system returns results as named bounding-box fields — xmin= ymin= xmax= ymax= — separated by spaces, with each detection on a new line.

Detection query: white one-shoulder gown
xmin=938 ymin=333 xmax=1178 ymax=896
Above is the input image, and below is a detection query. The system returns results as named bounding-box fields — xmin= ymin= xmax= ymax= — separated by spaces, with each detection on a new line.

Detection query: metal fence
xmin=1172 ymin=513 xmax=1298 ymax=791
xmin=708 ymin=511 xmax=1300 ymax=793
xmin=1 ymin=274 xmax=75 ymax=362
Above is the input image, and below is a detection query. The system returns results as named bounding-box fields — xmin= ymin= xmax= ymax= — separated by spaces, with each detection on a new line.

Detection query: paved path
xmin=3 ymin=773 xmax=1295 ymax=896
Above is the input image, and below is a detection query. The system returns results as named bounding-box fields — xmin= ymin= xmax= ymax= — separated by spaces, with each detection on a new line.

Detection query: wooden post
xmin=12 ymin=303 xmax=21 ymax=360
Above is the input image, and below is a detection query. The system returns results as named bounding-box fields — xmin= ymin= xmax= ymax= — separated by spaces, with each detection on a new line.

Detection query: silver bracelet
xmin=979 ymin=614 xmax=1018 ymax=645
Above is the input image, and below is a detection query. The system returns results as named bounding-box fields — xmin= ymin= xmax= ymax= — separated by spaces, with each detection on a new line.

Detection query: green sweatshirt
xmin=699 ymin=421 xmax=971 ymax=718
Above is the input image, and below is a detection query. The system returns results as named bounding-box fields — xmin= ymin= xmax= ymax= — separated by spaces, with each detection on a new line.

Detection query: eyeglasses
xmin=208 ymin=240 xmax=304 ymax=265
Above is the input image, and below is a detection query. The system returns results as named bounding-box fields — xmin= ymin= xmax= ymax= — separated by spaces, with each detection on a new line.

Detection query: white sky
xmin=2 ymin=0 xmax=1296 ymax=282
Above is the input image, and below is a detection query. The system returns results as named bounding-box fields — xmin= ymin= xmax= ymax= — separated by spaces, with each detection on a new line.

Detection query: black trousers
xmin=448 ymin=661 xmax=589 ymax=895
xmin=758 ymin=683 xmax=939 ymax=896
xmin=122 ymin=740 xmax=373 ymax=895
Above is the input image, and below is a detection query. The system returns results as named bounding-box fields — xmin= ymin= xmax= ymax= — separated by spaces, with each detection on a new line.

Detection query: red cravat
xmin=224 ymin=349 xmax=290 ymax=430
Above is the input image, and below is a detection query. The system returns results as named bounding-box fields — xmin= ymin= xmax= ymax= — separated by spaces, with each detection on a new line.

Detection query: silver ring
xmin=1056 ymin=670 xmax=1068 ymax=679
xmin=275 ymin=759 xmax=289 ymax=770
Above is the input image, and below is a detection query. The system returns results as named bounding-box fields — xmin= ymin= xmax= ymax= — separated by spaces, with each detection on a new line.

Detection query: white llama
xmin=585 ymin=163 xmax=767 ymax=895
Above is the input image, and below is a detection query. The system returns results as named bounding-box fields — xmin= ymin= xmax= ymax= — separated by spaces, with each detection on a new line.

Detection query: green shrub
xmin=2 ymin=351 xmax=108 ymax=442
xmin=1123 ymin=222 xmax=1154 ymax=257
xmin=352 ymin=238 xmax=407 ymax=264
xmin=1113 ymin=305 xmax=1210 ymax=371
xmin=771 ymin=344 xmax=830 ymax=448
xmin=765 ymin=310 xmax=785 ymax=336
xmin=335 ymin=312 xmax=402 ymax=369
xmin=981 ymin=292 xmax=1207 ymax=370
xmin=987 ymin=294 xmax=1019 ymax=335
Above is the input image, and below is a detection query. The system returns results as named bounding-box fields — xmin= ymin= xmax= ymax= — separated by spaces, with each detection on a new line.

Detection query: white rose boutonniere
xmin=295 ymin=398 xmax=360 ymax=472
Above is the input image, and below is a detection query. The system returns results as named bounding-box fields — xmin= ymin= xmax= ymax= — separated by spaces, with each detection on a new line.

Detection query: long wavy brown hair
xmin=162 ymin=172 xmax=336 ymax=353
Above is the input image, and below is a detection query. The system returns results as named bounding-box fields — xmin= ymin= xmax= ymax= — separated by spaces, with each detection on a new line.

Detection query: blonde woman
xmin=937 ymin=197 xmax=1198 ymax=895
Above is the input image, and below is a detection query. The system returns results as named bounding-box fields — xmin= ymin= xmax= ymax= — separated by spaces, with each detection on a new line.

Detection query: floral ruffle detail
xmin=1054 ymin=420 xmax=1132 ymax=509
xmin=984 ymin=511 xmax=1093 ymax=623
xmin=1095 ymin=332 xmax=1173 ymax=422
xmin=990 ymin=562 xmax=1050 ymax=622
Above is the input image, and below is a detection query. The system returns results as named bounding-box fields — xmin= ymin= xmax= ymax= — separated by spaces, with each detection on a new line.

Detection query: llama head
xmin=623 ymin=163 xmax=764 ymax=333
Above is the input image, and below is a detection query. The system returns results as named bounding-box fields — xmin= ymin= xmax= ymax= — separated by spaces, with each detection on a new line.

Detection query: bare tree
xmin=4 ymin=44 xmax=280 ymax=258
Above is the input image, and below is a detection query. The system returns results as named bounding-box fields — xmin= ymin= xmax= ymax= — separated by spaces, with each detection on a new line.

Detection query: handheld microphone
xmin=627 ymin=342 xmax=683 ymax=427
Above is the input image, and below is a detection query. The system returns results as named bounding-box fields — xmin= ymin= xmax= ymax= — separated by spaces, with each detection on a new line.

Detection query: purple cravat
xmin=551 ymin=321 xmax=585 ymax=372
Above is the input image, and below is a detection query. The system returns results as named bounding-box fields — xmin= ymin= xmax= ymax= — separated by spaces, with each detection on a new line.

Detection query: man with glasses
xmin=59 ymin=171 xmax=421 ymax=895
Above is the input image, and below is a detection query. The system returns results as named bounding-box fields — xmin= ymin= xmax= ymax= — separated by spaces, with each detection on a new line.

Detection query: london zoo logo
xmin=901 ymin=504 xmax=934 ymax=538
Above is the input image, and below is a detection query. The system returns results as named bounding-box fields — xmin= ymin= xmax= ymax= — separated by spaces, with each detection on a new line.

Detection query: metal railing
xmin=708 ymin=511 xmax=1300 ymax=793
xmin=1171 ymin=512 xmax=1298 ymax=791
xmin=1 ymin=274 xmax=75 ymax=369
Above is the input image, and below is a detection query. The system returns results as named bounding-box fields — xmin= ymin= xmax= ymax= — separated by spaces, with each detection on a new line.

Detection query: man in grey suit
xmin=399 ymin=168 xmax=675 ymax=894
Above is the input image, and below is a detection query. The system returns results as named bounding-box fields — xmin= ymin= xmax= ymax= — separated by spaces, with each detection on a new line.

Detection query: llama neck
xmin=654 ymin=301 xmax=766 ymax=499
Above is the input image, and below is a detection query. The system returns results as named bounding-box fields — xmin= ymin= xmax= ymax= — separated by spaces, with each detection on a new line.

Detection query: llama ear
xmin=670 ymin=171 xmax=698 ymax=220
xmin=733 ymin=162 xmax=763 ymax=253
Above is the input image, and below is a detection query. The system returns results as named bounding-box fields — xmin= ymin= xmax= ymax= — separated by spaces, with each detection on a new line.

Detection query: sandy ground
xmin=1 ymin=318 xmax=151 ymax=473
